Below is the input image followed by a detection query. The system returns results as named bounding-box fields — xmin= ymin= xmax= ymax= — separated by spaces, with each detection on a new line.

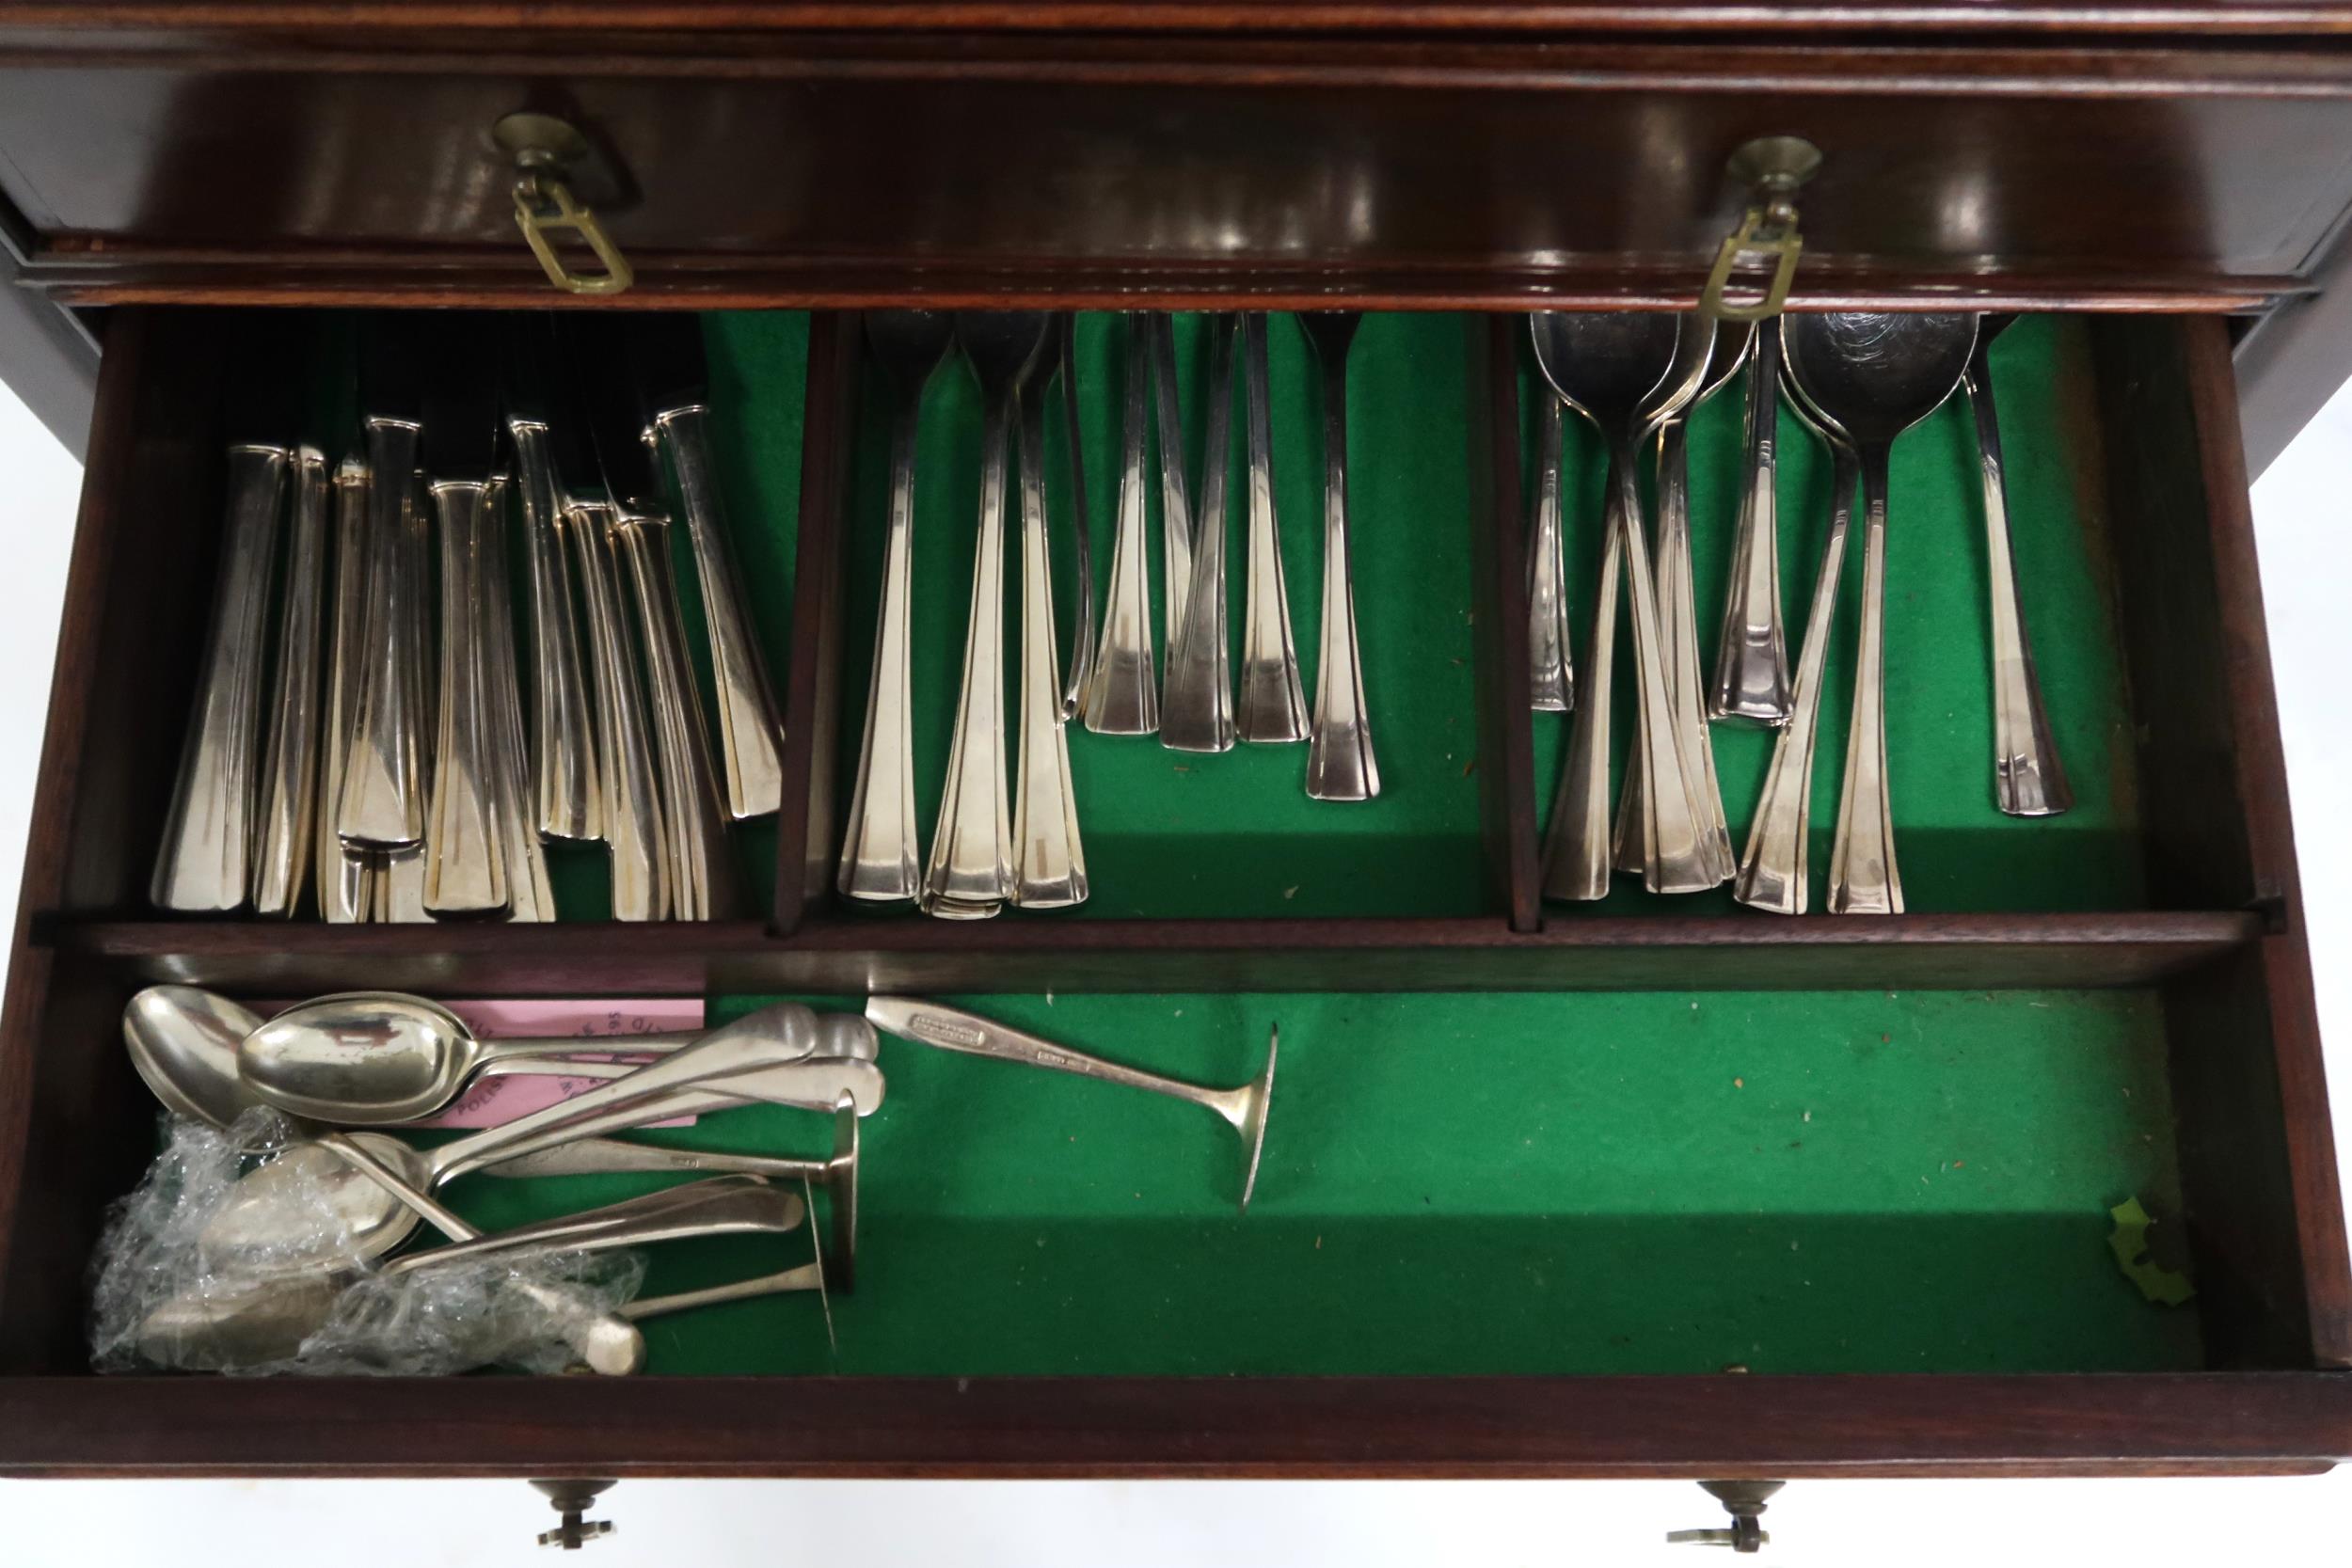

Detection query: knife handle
xmin=652 ymin=405 xmax=784 ymax=819
xmin=510 ymin=419 xmax=602 ymax=842
xmin=250 ymin=447 xmax=329 ymax=916
xmin=152 ymin=442 xmax=288 ymax=911
xmin=335 ymin=418 xmax=428 ymax=848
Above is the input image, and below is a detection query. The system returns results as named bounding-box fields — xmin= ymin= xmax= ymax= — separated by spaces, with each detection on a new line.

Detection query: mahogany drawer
xmin=0 ymin=291 xmax=2344 ymax=1479
xmin=8 ymin=23 xmax=2352 ymax=309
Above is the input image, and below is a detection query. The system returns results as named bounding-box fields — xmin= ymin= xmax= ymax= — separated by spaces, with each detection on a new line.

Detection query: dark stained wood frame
xmin=10 ymin=4 xmax=2352 ymax=40
xmin=0 ymin=301 xmax=2345 ymax=1477
xmin=8 ymin=31 xmax=2352 ymax=322
xmin=0 ymin=1372 xmax=2348 ymax=1480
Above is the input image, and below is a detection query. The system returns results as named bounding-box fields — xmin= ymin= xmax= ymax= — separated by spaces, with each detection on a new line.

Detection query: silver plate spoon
xmin=1780 ymin=311 xmax=1979 ymax=915
xmin=1529 ymin=313 xmax=1716 ymax=898
xmin=237 ymin=994 xmax=885 ymax=1130
xmin=123 ymin=984 xmax=880 ymax=1204
xmin=1612 ymin=317 xmax=1749 ymax=881
xmin=198 ymin=1003 xmax=853 ymax=1267
xmin=238 ymin=992 xmax=811 ymax=1125
xmin=124 ymin=986 xmax=270 ymax=1129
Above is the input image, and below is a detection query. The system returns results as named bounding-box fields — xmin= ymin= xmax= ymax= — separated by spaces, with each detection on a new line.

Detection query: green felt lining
xmin=438 ymin=988 xmax=2200 ymax=1377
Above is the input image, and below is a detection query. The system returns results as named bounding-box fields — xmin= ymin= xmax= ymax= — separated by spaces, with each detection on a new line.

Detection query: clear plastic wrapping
xmin=91 ymin=1110 xmax=644 ymax=1376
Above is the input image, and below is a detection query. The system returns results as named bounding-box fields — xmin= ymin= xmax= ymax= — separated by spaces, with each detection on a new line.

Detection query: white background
xmin=1 ymin=354 xmax=2347 ymax=1562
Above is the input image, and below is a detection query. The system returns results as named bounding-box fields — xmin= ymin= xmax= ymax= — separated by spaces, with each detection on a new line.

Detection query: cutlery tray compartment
xmin=831 ymin=311 xmax=1494 ymax=922
xmin=1523 ymin=313 xmax=2143 ymax=916
xmin=0 ymin=302 xmax=2343 ymax=1476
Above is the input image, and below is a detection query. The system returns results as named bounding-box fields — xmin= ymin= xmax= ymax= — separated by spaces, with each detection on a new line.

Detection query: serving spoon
xmin=1529 ymin=312 xmax=1715 ymax=897
xmin=1612 ymin=316 xmax=1748 ymax=882
xmin=237 ymin=992 xmax=879 ymax=1125
xmin=199 ymin=1004 xmax=864 ymax=1266
xmin=1779 ymin=311 xmax=1979 ymax=914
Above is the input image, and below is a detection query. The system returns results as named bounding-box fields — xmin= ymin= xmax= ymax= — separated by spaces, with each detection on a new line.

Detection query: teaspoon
xmin=841 ymin=310 xmax=955 ymax=903
xmin=1780 ymin=311 xmax=1979 ymax=915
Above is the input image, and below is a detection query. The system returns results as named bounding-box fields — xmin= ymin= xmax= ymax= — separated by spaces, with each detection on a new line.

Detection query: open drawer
xmin=0 ymin=298 xmax=2344 ymax=1478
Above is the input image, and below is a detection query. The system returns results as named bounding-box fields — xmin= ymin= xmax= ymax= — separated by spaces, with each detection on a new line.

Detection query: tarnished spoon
xmin=1779 ymin=311 xmax=1979 ymax=915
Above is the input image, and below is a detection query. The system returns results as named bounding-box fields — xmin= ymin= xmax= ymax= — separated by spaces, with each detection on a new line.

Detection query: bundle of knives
xmin=151 ymin=310 xmax=786 ymax=922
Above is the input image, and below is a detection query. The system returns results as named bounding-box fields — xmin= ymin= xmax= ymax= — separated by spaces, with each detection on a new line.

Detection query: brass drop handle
xmin=494 ymin=112 xmax=634 ymax=296
xmin=530 ymin=1479 xmax=617 ymax=1550
xmin=1699 ymin=136 xmax=1821 ymax=324
xmin=1667 ymin=1479 xmax=1785 ymax=1553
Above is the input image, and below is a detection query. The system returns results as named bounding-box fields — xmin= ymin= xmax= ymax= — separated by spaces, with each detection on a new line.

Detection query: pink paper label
xmin=258 ymin=998 xmax=706 ymax=1128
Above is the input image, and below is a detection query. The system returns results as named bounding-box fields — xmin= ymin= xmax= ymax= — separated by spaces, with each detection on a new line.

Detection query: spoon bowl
xmin=123 ymin=985 xmax=267 ymax=1128
xmin=237 ymin=992 xmax=828 ymax=1126
xmin=1780 ymin=312 xmax=1976 ymax=451
xmin=241 ymin=991 xmax=501 ymax=1125
xmin=1777 ymin=311 xmax=1978 ymax=915
xmin=1532 ymin=312 xmax=1680 ymax=435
